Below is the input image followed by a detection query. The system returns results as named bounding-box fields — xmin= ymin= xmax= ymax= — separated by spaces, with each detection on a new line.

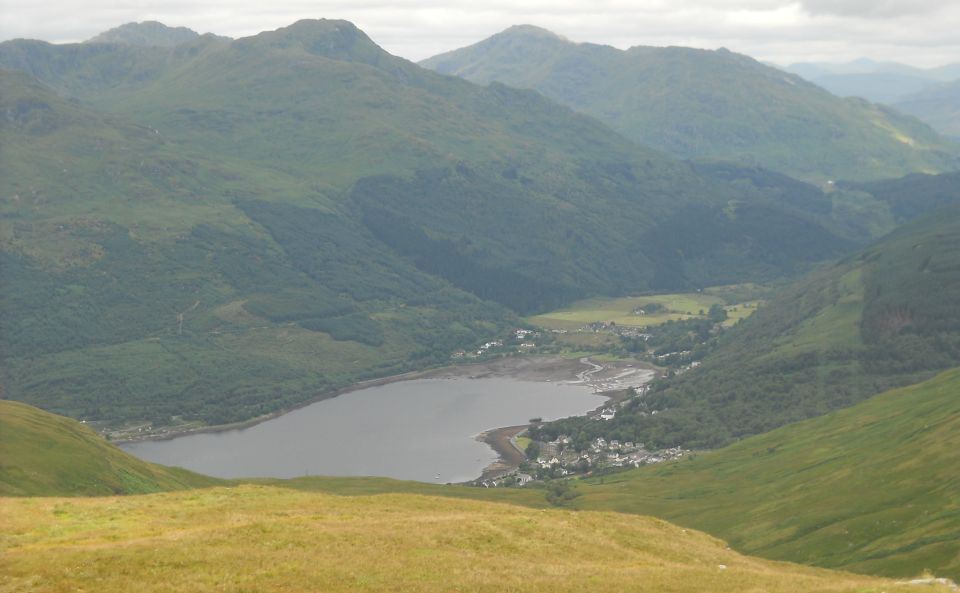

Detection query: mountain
xmin=784 ymin=58 xmax=927 ymax=79
xmin=0 ymin=64 xmax=517 ymax=427
xmin=896 ymin=80 xmax=960 ymax=138
xmin=572 ymin=368 xmax=960 ymax=582
xmin=538 ymin=197 xmax=960 ymax=449
xmin=85 ymin=21 xmax=216 ymax=46
xmin=0 ymin=484 xmax=946 ymax=593
xmin=0 ymin=400 xmax=220 ymax=496
xmin=783 ymin=59 xmax=960 ymax=105
xmin=422 ymin=26 xmax=958 ymax=182
xmin=800 ymin=72 xmax=939 ymax=104
xmin=781 ymin=59 xmax=960 ymax=136
xmin=0 ymin=21 xmax=856 ymax=430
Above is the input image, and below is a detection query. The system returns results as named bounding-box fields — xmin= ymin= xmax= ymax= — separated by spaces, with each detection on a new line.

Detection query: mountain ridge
xmin=86 ymin=21 xmax=226 ymax=47
xmin=422 ymin=25 xmax=958 ymax=182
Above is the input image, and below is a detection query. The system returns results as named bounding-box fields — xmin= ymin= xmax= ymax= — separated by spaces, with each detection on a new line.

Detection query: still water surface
xmin=122 ymin=377 xmax=603 ymax=483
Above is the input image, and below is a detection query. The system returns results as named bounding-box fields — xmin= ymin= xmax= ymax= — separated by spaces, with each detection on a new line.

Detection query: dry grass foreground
xmin=1 ymin=485 xmax=950 ymax=593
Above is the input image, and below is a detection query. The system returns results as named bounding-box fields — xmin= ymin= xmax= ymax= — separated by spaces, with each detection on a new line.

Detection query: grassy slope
xmin=422 ymin=26 xmax=958 ymax=182
xmin=0 ymin=400 xmax=221 ymax=496
xmin=0 ymin=485 xmax=948 ymax=593
xmin=572 ymin=368 xmax=960 ymax=581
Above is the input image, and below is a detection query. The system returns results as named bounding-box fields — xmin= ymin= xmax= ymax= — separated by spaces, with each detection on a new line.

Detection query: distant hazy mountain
xmin=422 ymin=26 xmax=958 ymax=182
xmin=85 ymin=21 xmax=221 ymax=47
xmin=789 ymin=59 xmax=960 ymax=138
xmin=896 ymin=79 xmax=960 ymax=138
xmin=0 ymin=21 xmax=856 ymax=429
xmin=783 ymin=59 xmax=960 ymax=117
xmin=786 ymin=58 xmax=960 ymax=81
xmin=799 ymin=72 xmax=938 ymax=104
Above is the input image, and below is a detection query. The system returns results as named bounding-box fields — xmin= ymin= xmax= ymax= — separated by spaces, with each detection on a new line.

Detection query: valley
xmin=3 ymin=15 xmax=960 ymax=593
xmin=0 ymin=25 xmax=864 ymax=433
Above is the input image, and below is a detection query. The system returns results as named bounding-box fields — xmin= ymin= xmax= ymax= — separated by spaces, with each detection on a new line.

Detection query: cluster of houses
xmin=476 ymin=435 xmax=688 ymax=488
xmin=672 ymin=360 xmax=701 ymax=375
xmin=450 ymin=329 xmax=540 ymax=360
xmin=450 ymin=339 xmax=504 ymax=359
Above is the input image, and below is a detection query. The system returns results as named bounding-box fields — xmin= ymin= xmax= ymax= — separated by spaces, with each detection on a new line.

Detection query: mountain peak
xmin=499 ymin=24 xmax=568 ymax=42
xmin=86 ymin=21 xmax=203 ymax=47
xmin=241 ymin=19 xmax=390 ymax=66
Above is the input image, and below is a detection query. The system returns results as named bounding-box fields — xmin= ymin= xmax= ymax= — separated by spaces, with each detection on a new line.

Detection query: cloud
xmin=799 ymin=0 xmax=948 ymax=18
xmin=0 ymin=0 xmax=958 ymax=67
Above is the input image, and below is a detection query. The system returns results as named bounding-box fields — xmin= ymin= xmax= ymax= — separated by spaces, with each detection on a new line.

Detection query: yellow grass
xmin=0 ymin=485 xmax=947 ymax=593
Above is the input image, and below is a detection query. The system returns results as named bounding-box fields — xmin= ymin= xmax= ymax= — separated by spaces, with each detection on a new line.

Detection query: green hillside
xmin=422 ymin=25 xmax=958 ymax=182
xmin=840 ymin=171 xmax=960 ymax=224
xmin=0 ymin=400 xmax=220 ymax=496
xmin=572 ymin=368 xmax=960 ymax=581
xmin=0 ymin=21 xmax=859 ymax=430
xmin=1 ymin=485 xmax=949 ymax=593
xmin=0 ymin=65 xmax=516 ymax=426
xmin=537 ymin=203 xmax=960 ymax=449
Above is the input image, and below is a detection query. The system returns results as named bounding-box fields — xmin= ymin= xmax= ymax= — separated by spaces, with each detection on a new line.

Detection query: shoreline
xmin=112 ymin=355 xmax=618 ymax=445
xmin=477 ymin=425 xmax=529 ymax=481
xmin=110 ymin=366 xmax=443 ymax=444
xmin=473 ymin=381 xmax=639 ymax=482
xmin=472 ymin=357 xmax=660 ymax=482
xmin=114 ymin=354 xmax=660 ymax=485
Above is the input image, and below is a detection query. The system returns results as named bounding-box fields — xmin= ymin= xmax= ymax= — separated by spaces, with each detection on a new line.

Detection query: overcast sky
xmin=1 ymin=0 xmax=957 ymax=67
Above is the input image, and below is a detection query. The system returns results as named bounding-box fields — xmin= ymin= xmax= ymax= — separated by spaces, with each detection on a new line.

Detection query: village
xmin=476 ymin=431 xmax=689 ymax=488
xmin=443 ymin=324 xmax=698 ymax=489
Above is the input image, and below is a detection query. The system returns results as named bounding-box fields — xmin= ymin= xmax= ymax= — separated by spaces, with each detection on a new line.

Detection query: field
xmin=0 ymin=485 xmax=946 ymax=593
xmin=527 ymin=290 xmax=760 ymax=331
